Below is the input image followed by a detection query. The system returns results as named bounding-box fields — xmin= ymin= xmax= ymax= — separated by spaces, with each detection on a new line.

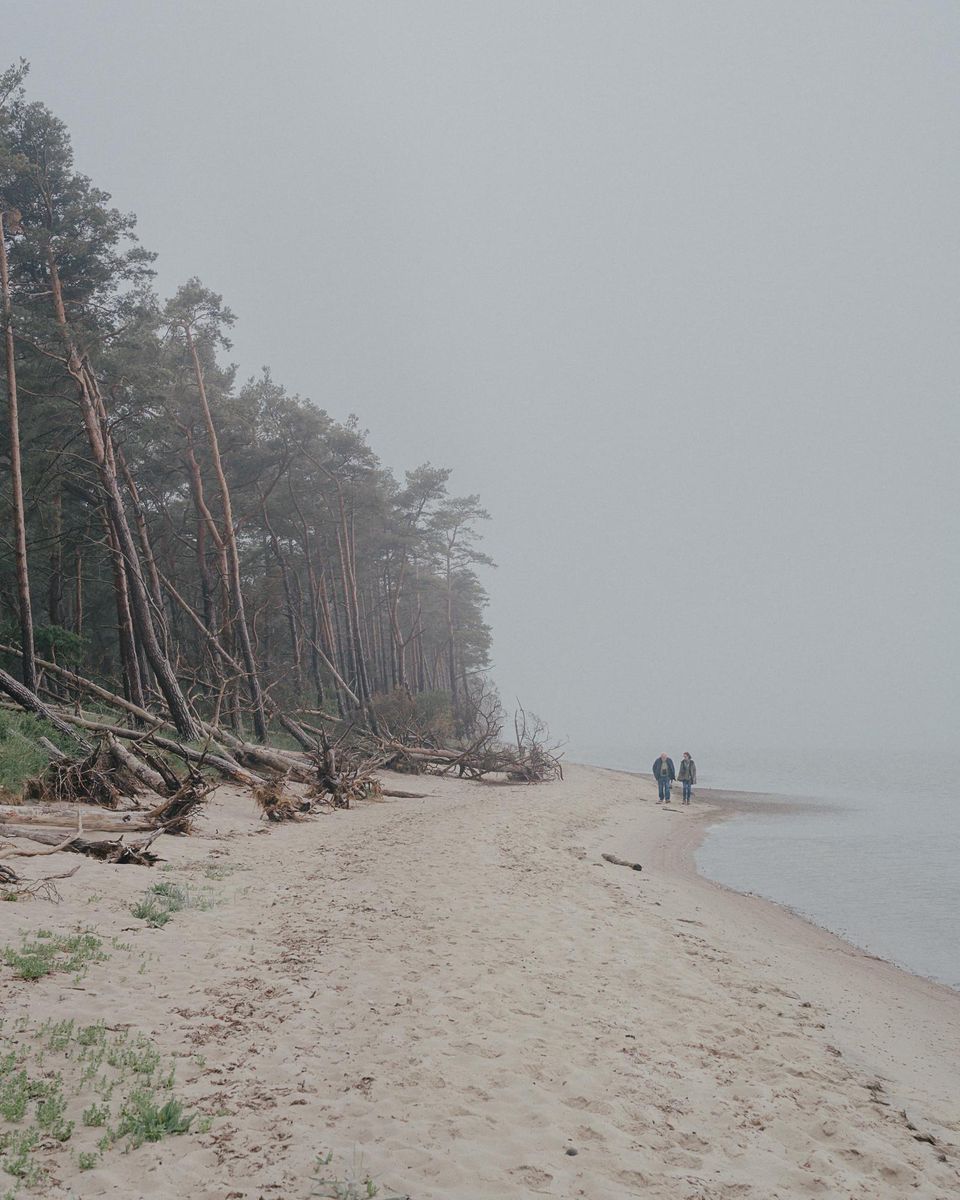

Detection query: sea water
xmin=578 ymin=744 xmax=960 ymax=991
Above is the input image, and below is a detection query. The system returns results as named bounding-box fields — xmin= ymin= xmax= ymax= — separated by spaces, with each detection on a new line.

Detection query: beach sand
xmin=2 ymin=763 xmax=958 ymax=1198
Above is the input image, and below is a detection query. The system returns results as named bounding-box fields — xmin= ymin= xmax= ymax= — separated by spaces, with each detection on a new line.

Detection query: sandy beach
xmin=2 ymin=763 xmax=959 ymax=1199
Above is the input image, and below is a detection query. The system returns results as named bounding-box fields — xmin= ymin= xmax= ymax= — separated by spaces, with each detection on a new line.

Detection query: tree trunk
xmin=184 ymin=325 xmax=268 ymax=741
xmin=0 ymin=209 xmax=37 ymax=691
xmin=48 ymin=488 xmax=64 ymax=627
xmin=73 ymin=544 xmax=84 ymax=636
xmin=45 ymin=253 xmax=201 ymax=740
xmin=261 ymin=496 xmax=303 ymax=694
xmin=446 ymin=555 xmax=460 ymax=722
xmin=0 ymin=666 xmax=91 ymax=748
xmin=101 ymin=509 xmax=146 ymax=714
xmin=334 ymin=492 xmax=378 ymax=732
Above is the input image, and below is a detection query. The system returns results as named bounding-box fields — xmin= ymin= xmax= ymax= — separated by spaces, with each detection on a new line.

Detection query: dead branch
xmin=0 ymin=862 xmax=81 ymax=902
xmin=0 ymin=828 xmax=79 ymax=859
xmin=143 ymin=771 xmax=209 ymax=834
xmin=602 ymin=853 xmax=643 ymax=872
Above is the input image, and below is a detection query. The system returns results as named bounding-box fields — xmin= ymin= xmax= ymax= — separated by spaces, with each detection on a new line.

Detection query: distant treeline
xmin=0 ymin=61 xmax=493 ymax=742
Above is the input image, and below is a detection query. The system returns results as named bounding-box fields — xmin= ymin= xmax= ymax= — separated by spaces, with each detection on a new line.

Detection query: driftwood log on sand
xmin=0 ymin=806 xmax=155 ymax=831
xmin=0 ymin=824 xmax=162 ymax=866
xmin=602 ymin=853 xmax=643 ymax=872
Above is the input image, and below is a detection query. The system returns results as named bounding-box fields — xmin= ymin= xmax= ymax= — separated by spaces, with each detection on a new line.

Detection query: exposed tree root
xmin=24 ymin=739 xmax=142 ymax=810
xmin=252 ymin=776 xmax=304 ymax=822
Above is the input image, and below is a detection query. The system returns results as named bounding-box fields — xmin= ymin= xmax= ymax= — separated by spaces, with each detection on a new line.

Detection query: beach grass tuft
xmin=130 ymin=881 xmax=215 ymax=927
xmin=1 ymin=931 xmax=106 ymax=981
xmin=311 ymin=1150 xmax=410 ymax=1200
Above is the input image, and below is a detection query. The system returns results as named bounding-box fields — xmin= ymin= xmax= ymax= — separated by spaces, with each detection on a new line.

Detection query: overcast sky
xmin=12 ymin=1 xmax=960 ymax=760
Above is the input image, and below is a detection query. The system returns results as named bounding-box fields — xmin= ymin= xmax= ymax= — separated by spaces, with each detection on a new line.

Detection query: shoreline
xmin=606 ymin=767 xmax=953 ymax=991
xmin=602 ymin=767 xmax=960 ymax=1141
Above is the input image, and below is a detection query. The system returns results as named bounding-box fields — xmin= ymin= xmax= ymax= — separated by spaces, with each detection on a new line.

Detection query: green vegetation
xmin=130 ymin=881 xmax=215 ymax=928
xmin=311 ymin=1151 xmax=410 ymax=1200
xmin=0 ymin=1016 xmax=206 ymax=1192
xmin=1 ymin=931 xmax=106 ymax=981
xmin=0 ymin=712 xmax=71 ymax=795
xmin=81 ymin=1102 xmax=108 ymax=1127
xmin=115 ymin=1091 xmax=194 ymax=1148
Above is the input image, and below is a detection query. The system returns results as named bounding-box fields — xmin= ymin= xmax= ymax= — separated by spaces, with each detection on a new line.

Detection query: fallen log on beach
xmin=602 ymin=853 xmax=643 ymax=872
xmin=1 ymin=826 xmax=160 ymax=865
xmin=0 ymin=808 xmax=155 ymax=832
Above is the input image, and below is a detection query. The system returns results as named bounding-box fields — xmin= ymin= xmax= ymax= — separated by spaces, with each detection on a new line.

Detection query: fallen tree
xmin=0 ymin=653 xmax=562 ymax=868
xmin=0 ymin=824 xmax=162 ymax=866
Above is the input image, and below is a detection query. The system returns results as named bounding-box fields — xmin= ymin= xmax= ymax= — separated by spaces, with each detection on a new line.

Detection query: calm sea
xmin=577 ymin=744 xmax=960 ymax=991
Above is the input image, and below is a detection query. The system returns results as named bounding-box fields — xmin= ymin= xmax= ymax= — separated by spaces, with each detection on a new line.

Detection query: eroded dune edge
xmin=3 ymin=764 xmax=958 ymax=1199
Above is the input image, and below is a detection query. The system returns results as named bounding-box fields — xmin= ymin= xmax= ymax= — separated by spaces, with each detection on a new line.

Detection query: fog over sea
xmin=576 ymin=745 xmax=960 ymax=992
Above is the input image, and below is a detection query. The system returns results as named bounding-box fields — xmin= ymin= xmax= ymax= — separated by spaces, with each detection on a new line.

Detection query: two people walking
xmin=652 ymin=751 xmax=696 ymax=805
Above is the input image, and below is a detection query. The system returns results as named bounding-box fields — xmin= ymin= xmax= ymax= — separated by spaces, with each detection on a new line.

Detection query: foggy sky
xmin=12 ymin=1 xmax=960 ymax=758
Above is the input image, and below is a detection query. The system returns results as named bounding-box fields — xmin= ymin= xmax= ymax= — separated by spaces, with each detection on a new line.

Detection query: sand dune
xmin=1 ymin=764 xmax=958 ymax=1198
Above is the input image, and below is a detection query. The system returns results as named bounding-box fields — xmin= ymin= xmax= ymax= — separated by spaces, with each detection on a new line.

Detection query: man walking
xmin=677 ymin=751 xmax=697 ymax=804
xmin=652 ymin=752 xmax=675 ymax=803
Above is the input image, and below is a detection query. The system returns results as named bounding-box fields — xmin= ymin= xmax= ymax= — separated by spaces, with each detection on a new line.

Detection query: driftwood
xmin=39 ymin=737 xmax=69 ymax=762
xmin=375 ymin=740 xmax=563 ymax=783
xmin=0 ymin=826 xmax=160 ymax=866
xmin=55 ymin=713 xmax=261 ymax=787
xmin=107 ymin=734 xmax=168 ymax=794
xmin=233 ymin=740 xmax=313 ymax=782
xmin=602 ymin=853 xmax=643 ymax=872
xmin=0 ymin=861 xmax=81 ymax=901
xmin=0 ymin=828 xmax=79 ymax=859
xmin=143 ymin=772 xmax=209 ymax=834
xmin=0 ymin=809 xmax=154 ymax=832
xmin=0 ymin=697 xmax=262 ymax=788
xmin=0 ymin=807 xmax=162 ymax=871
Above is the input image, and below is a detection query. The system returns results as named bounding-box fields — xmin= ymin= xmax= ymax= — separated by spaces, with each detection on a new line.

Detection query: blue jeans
xmin=658 ymin=774 xmax=671 ymax=802
xmin=682 ymin=780 xmax=692 ymax=803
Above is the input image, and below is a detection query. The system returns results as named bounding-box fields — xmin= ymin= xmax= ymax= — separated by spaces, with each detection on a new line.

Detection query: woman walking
xmin=678 ymin=752 xmax=697 ymax=804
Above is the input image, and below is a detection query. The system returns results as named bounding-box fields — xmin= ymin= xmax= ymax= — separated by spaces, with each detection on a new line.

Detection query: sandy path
xmin=2 ymin=764 xmax=958 ymax=1199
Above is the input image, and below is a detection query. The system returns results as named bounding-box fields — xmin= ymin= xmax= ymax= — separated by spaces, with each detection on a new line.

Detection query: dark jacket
xmin=652 ymin=756 xmax=675 ymax=781
xmin=677 ymin=757 xmax=697 ymax=783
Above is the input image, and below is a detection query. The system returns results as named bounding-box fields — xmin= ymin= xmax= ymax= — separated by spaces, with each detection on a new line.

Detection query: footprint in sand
xmin=510 ymin=1165 xmax=554 ymax=1188
xmin=614 ymin=1168 xmax=650 ymax=1188
xmin=575 ymin=1125 xmax=606 ymax=1144
xmin=562 ymin=1094 xmax=614 ymax=1116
